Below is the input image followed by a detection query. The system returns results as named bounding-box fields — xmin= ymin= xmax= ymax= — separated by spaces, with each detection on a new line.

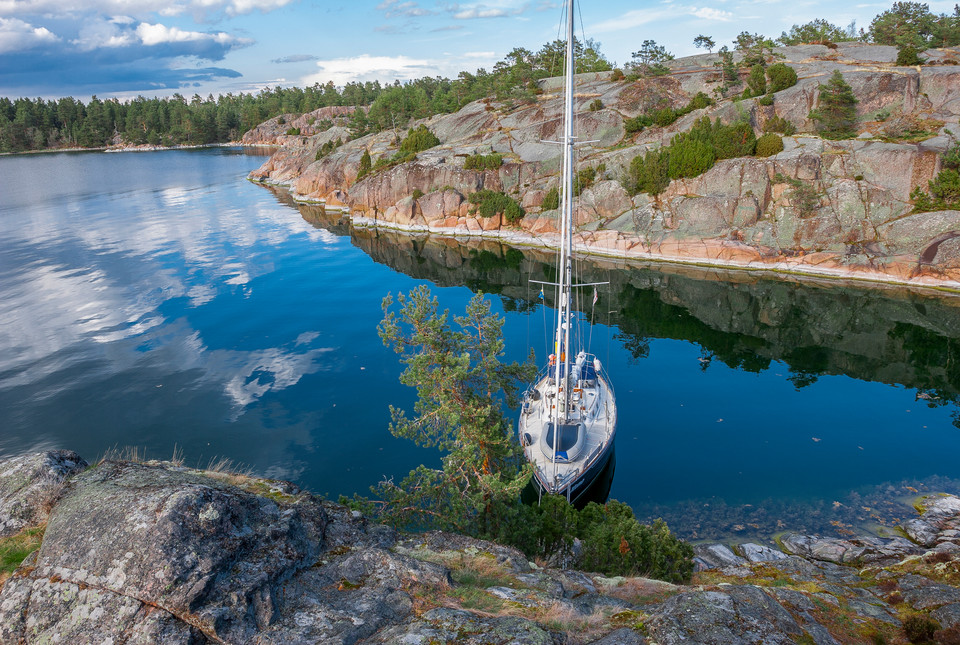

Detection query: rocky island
xmin=249 ymin=43 xmax=960 ymax=292
xmin=2 ymin=449 xmax=959 ymax=644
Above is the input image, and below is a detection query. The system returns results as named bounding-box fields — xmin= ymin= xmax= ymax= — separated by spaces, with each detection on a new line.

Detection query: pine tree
xmin=356 ymin=149 xmax=372 ymax=180
xmin=809 ymin=70 xmax=859 ymax=139
xmin=371 ymin=286 xmax=535 ymax=536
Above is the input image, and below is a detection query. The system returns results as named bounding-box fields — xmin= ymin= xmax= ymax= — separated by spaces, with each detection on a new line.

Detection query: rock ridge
xmin=249 ymin=43 xmax=960 ymax=292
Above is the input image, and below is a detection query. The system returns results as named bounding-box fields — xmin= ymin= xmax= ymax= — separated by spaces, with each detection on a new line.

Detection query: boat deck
xmin=518 ymin=360 xmax=617 ymax=497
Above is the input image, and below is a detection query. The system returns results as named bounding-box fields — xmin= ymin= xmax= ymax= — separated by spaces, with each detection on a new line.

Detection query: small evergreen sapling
xmin=809 ymin=70 xmax=858 ymax=139
xmin=356 ymin=149 xmax=372 ymax=180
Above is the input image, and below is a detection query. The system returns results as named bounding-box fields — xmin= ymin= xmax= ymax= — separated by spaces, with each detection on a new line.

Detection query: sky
xmin=1 ymin=0 xmax=958 ymax=101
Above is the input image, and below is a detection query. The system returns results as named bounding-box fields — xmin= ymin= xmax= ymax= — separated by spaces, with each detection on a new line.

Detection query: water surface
xmin=2 ymin=148 xmax=959 ymax=541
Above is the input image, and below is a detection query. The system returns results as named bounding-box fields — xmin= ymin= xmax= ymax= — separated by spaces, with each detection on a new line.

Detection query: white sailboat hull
xmin=518 ymin=354 xmax=617 ymax=502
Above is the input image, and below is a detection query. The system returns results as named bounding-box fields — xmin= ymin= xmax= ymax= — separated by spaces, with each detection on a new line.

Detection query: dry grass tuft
xmin=170 ymin=444 xmax=185 ymax=467
xmin=535 ymin=602 xmax=625 ymax=644
xmin=98 ymin=445 xmax=148 ymax=464
xmin=600 ymin=576 xmax=680 ymax=604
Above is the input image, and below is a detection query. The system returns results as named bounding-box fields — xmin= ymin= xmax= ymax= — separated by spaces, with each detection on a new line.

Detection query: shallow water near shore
xmin=2 ymin=148 xmax=960 ymax=542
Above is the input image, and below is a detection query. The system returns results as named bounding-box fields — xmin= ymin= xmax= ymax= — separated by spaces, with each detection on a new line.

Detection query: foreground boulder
xmin=2 ymin=451 xmax=960 ymax=644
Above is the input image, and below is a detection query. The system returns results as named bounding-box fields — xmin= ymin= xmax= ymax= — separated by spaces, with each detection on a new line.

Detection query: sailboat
xmin=518 ymin=0 xmax=617 ymax=505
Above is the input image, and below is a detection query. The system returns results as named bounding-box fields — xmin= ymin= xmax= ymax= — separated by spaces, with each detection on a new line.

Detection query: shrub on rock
xmin=356 ymin=149 xmax=372 ymax=181
xmin=767 ymin=63 xmax=798 ymax=93
xmin=756 ymin=133 xmax=784 ymax=157
xmin=399 ymin=124 xmax=441 ymax=154
xmin=764 ymin=115 xmax=797 ymax=136
xmin=468 ymin=189 xmax=525 ymax=222
xmin=541 ymin=186 xmax=559 ymax=210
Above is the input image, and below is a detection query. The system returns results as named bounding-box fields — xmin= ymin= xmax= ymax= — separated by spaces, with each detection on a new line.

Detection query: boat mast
xmin=551 ymin=0 xmax=576 ymax=430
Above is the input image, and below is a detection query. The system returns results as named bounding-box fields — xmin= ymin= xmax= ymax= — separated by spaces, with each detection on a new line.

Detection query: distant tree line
xmin=1 ymin=38 xmax=612 ymax=154
xmin=0 ymin=84 xmax=384 ymax=153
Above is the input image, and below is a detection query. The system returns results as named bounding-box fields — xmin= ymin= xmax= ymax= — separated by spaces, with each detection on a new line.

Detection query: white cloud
xmin=454 ymin=7 xmax=510 ymax=18
xmin=689 ymin=6 xmax=733 ymax=20
xmin=301 ymin=52 xmax=505 ymax=85
xmin=376 ymin=0 xmax=435 ymax=18
xmin=590 ymin=7 xmax=674 ymax=33
xmin=73 ymin=16 xmax=136 ymax=50
xmin=70 ymin=18 xmax=246 ymax=51
xmin=444 ymin=0 xmax=528 ymax=19
xmin=0 ymin=0 xmax=291 ymax=17
xmin=0 ymin=17 xmax=58 ymax=54
xmin=136 ymin=22 xmax=236 ymax=46
xmin=226 ymin=0 xmax=293 ymax=16
xmin=303 ymin=54 xmax=441 ymax=85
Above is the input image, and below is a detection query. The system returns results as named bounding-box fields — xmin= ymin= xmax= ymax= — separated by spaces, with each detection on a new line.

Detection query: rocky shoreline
xmin=2 ymin=450 xmax=959 ymax=644
xmin=249 ymin=43 xmax=960 ymax=294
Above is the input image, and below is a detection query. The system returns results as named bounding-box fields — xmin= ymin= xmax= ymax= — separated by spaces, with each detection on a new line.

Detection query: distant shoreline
xmin=0 ymin=142 xmax=276 ymax=157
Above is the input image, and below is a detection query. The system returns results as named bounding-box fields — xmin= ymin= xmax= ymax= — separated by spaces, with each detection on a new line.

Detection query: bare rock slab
xmin=364 ymin=607 xmax=557 ymax=644
xmin=0 ymin=450 xmax=87 ymax=537
xmin=780 ymin=533 xmax=920 ymax=564
xmin=693 ymin=543 xmax=746 ymax=570
xmin=737 ymin=543 xmax=789 ymax=563
xmin=646 ymin=586 xmax=805 ymax=645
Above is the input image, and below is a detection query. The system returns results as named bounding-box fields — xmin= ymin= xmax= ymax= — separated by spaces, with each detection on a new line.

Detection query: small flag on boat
xmin=538 ymin=287 xmax=544 ymax=300
xmin=592 ymin=287 xmax=598 ymax=306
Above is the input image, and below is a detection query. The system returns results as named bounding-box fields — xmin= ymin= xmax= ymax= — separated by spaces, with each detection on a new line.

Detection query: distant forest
xmin=0 ymin=39 xmax=611 ymax=154
xmin=3 ymin=1 xmax=960 ymax=154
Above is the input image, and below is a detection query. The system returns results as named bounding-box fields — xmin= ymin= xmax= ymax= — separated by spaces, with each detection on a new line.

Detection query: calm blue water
xmin=2 ymin=147 xmax=959 ymax=540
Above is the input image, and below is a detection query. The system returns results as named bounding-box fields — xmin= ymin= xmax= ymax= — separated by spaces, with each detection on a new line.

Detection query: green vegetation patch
xmin=315 ymin=137 xmax=344 ymax=161
xmin=1 ymin=525 xmax=44 ymax=577
xmin=756 ymin=133 xmax=784 ymax=157
xmin=468 ymin=189 xmax=525 ymax=222
xmin=541 ymin=186 xmax=560 ymax=210
xmin=764 ymin=115 xmax=797 ymax=136
xmin=399 ymin=124 xmax=441 ymax=154
xmin=626 ymin=116 xmax=756 ymax=196
xmin=354 ymin=124 xmax=441 ymax=182
xmin=356 ymin=149 xmax=372 ymax=181
xmin=624 ymin=91 xmax=715 ymax=135
xmin=809 ymin=70 xmax=858 ymax=140
xmin=767 ymin=63 xmax=799 ymax=93
xmin=463 ymin=153 xmax=503 ymax=171
xmin=911 ymin=140 xmax=960 ymax=212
